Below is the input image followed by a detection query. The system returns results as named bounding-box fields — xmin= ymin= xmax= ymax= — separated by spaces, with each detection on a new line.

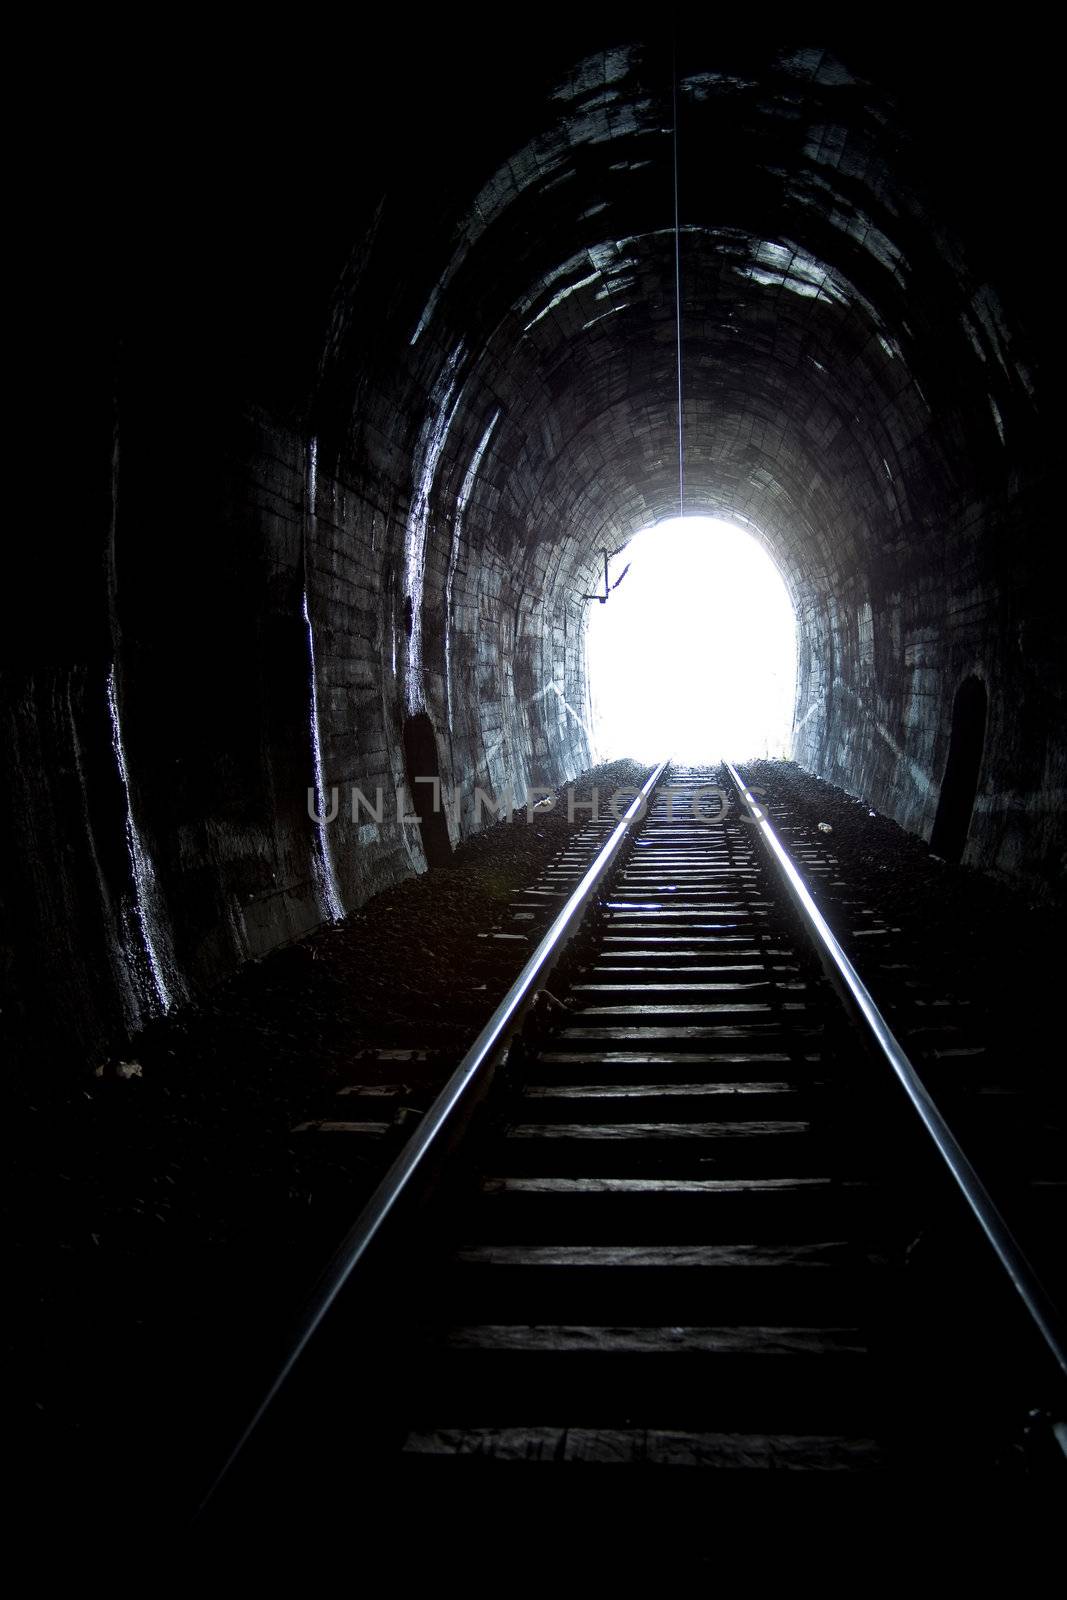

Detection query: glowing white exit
xmin=586 ymin=517 xmax=797 ymax=764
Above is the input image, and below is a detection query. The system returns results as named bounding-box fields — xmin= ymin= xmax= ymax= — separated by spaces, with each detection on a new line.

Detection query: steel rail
xmin=726 ymin=760 xmax=1067 ymax=1392
xmin=200 ymin=758 xmax=669 ymax=1510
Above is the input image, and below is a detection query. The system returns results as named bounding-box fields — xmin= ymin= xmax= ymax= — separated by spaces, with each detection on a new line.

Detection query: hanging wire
xmin=671 ymin=38 xmax=685 ymax=518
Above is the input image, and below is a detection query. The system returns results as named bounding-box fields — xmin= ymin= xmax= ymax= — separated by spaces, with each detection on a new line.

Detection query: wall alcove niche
xmin=402 ymin=712 xmax=453 ymax=868
xmin=929 ymin=675 xmax=989 ymax=864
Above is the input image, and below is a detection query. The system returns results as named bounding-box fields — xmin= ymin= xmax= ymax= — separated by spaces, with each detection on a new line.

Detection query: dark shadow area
xmin=403 ymin=713 xmax=453 ymax=868
xmin=930 ymin=676 xmax=988 ymax=863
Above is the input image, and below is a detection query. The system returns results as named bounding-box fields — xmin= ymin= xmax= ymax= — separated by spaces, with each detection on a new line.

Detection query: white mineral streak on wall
xmin=793 ymin=700 xmax=821 ymax=732
xmin=833 ymin=677 xmax=933 ymax=797
xmin=106 ymin=665 xmax=175 ymax=1013
xmin=522 ymin=271 xmax=600 ymax=332
xmin=67 ymin=679 xmax=141 ymax=1031
xmin=404 ymin=343 xmax=466 ymax=714
xmin=304 ymin=437 xmax=345 ymax=923
xmin=531 ymin=680 xmax=595 ymax=741
xmin=105 ymin=424 xmax=183 ymax=1020
xmin=446 ymin=410 xmax=500 ymax=735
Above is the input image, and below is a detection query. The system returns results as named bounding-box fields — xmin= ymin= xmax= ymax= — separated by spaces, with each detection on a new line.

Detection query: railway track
xmin=203 ymin=762 xmax=1066 ymax=1539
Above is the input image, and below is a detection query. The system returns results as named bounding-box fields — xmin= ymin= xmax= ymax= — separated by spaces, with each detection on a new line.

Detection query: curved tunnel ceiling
xmin=321 ymin=41 xmax=1039 ymax=631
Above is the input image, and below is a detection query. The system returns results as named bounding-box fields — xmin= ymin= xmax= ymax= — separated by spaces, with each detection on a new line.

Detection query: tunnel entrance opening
xmin=586 ymin=517 xmax=797 ymax=764
xmin=930 ymin=676 xmax=988 ymax=864
xmin=402 ymin=713 xmax=453 ymax=868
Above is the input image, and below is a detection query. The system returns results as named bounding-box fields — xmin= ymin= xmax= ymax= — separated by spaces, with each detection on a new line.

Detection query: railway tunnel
xmin=5 ymin=19 xmax=1062 ymax=1547
xmin=5 ymin=24 xmax=1057 ymax=1060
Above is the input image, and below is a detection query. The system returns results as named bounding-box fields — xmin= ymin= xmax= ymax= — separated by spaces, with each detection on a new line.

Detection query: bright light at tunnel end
xmin=302 ymin=514 xmax=801 ymax=843
xmin=586 ymin=516 xmax=797 ymax=764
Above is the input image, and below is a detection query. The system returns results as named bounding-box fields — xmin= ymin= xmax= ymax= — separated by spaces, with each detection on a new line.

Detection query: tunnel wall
xmin=1 ymin=394 xmax=592 ymax=1062
xmin=792 ymin=475 xmax=1058 ymax=887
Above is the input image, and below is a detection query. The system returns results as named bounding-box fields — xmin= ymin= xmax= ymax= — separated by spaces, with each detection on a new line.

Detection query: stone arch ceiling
xmin=325 ymin=40 xmax=1037 ymax=570
xmin=310 ymin=36 xmax=1043 ymax=830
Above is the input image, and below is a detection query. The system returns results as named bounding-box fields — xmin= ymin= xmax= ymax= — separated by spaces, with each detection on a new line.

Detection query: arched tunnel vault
xmin=4 ymin=31 xmax=1055 ymax=1062
xmin=320 ymin=41 xmax=1045 ymax=859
